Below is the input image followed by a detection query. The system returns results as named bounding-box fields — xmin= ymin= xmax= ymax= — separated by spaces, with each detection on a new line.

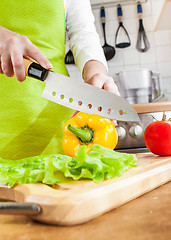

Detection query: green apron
xmin=0 ymin=0 xmax=74 ymax=159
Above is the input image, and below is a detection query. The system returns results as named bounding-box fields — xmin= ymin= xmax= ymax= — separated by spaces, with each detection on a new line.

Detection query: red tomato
xmin=144 ymin=119 xmax=171 ymax=156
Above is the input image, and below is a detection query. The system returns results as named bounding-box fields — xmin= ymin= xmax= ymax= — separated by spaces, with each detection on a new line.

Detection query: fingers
xmin=0 ymin=27 xmax=52 ymax=82
xmin=0 ymin=59 xmax=2 ymax=74
xmin=111 ymin=119 xmax=118 ymax=126
xmin=85 ymin=73 xmax=120 ymax=125
xmin=71 ymin=111 xmax=79 ymax=118
xmin=11 ymin=48 xmax=26 ymax=82
xmin=25 ymin=41 xmax=52 ymax=69
xmin=1 ymin=54 xmax=14 ymax=77
xmin=85 ymin=73 xmax=104 ymax=88
xmin=103 ymin=79 xmax=120 ymax=96
xmin=86 ymin=73 xmax=120 ymax=96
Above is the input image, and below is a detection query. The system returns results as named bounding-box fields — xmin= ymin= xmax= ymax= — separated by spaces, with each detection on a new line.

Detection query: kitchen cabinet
xmin=152 ymin=0 xmax=171 ymax=30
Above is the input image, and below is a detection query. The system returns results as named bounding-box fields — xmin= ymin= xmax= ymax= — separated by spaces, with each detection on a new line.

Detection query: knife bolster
xmin=24 ymin=59 xmax=49 ymax=81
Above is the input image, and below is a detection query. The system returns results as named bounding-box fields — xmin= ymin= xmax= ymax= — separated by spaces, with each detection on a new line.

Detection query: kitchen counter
xmin=0 ymin=182 xmax=170 ymax=240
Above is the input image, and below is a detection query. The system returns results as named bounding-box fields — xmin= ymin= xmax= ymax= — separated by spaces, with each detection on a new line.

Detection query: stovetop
xmin=116 ymin=147 xmax=150 ymax=154
xmin=115 ymin=110 xmax=171 ymax=153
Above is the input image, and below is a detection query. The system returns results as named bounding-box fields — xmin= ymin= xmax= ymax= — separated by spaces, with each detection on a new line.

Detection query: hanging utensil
xmin=100 ymin=6 xmax=115 ymax=61
xmin=136 ymin=2 xmax=150 ymax=52
xmin=115 ymin=4 xmax=131 ymax=48
xmin=65 ymin=49 xmax=75 ymax=64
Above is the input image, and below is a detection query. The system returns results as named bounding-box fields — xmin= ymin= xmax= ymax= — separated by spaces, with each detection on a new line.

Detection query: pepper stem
xmin=67 ymin=124 xmax=94 ymax=144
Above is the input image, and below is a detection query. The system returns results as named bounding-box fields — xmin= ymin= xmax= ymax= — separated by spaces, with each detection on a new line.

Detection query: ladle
xmin=100 ymin=6 xmax=115 ymax=61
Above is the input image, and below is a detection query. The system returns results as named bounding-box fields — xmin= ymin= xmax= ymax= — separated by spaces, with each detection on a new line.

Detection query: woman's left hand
xmin=84 ymin=73 xmax=119 ymax=126
xmin=85 ymin=73 xmax=120 ymax=96
xmin=72 ymin=60 xmax=120 ymax=126
xmin=72 ymin=73 xmax=119 ymax=126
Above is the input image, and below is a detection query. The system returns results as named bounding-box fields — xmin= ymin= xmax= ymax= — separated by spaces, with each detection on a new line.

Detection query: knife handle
xmin=24 ymin=59 xmax=49 ymax=81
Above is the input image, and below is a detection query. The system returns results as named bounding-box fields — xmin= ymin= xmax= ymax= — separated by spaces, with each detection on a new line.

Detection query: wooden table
xmin=0 ymin=182 xmax=170 ymax=240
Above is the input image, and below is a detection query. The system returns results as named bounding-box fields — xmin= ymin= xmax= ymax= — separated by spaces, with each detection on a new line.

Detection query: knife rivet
xmin=52 ymin=92 xmax=56 ymax=96
xmin=78 ymin=101 xmax=82 ymax=106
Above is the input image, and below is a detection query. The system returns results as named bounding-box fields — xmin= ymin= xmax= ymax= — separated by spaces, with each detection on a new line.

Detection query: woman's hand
xmin=82 ymin=60 xmax=120 ymax=125
xmin=72 ymin=61 xmax=120 ymax=125
xmin=84 ymin=73 xmax=119 ymax=126
xmin=0 ymin=26 xmax=52 ymax=82
xmin=85 ymin=73 xmax=120 ymax=96
xmin=82 ymin=60 xmax=120 ymax=96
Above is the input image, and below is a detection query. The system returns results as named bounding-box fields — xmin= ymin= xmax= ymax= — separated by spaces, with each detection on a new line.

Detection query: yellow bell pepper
xmin=62 ymin=112 xmax=118 ymax=157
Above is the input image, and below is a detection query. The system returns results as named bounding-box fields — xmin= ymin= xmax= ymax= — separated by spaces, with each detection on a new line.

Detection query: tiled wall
xmin=66 ymin=0 xmax=171 ymax=100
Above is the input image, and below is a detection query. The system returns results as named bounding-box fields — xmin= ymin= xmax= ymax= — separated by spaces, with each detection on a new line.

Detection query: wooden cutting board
xmin=0 ymin=153 xmax=170 ymax=226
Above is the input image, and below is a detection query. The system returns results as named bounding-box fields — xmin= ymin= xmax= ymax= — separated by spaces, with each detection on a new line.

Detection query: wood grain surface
xmin=0 ymin=182 xmax=170 ymax=240
xmin=0 ymin=154 xmax=171 ymax=226
xmin=132 ymin=101 xmax=171 ymax=113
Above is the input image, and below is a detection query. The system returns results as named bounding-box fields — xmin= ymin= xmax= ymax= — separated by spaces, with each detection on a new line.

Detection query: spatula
xmin=136 ymin=3 xmax=150 ymax=52
xmin=24 ymin=59 xmax=140 ymax=122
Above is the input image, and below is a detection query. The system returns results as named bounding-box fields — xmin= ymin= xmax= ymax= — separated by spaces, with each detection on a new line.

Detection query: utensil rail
xmin=91 ymin=0 xmax=147 ymax=9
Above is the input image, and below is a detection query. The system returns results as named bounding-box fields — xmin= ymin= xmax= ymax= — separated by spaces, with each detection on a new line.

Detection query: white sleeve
xmin=65 ymin=0 xmax=108 ymax=75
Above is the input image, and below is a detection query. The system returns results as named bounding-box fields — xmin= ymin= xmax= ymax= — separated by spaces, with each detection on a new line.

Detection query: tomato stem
xmin=151 ymin=115 xmax=158 ymax=121
xmin=152 ymin=111 xmax=171 ymax=122
xmin=162 ymin=111 xmax=167 ymax=121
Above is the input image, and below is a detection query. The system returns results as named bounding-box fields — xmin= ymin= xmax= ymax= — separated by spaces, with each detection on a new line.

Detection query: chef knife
xmin=24 ymin=59 xmax=139 ymax=122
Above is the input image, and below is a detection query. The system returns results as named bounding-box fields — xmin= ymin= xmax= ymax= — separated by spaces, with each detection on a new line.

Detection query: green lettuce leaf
xmin=0 ymin=145 xmax=137 ymax=187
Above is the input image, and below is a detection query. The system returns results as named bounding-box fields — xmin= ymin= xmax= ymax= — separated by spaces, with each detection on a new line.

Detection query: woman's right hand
xmin=0 ymin=26 xmax=52 ymax=82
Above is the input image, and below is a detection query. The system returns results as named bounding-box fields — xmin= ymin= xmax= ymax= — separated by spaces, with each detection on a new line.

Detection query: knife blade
xmin=24 ymin=59 xmax=140 ymax=122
